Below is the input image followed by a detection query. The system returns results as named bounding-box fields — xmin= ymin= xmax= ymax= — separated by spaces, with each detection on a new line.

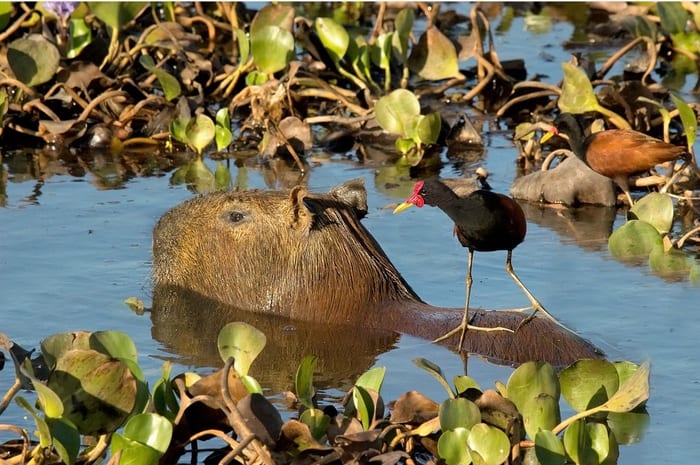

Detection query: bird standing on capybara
xmin=152 ymin=179 xmax=603 ymax=367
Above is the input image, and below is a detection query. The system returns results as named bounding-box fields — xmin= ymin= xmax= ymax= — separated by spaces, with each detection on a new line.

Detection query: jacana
xmin=393 ymin=177 xmax=564 ymax=347
xmin=542 ymin=113 xmax=693 ymax=206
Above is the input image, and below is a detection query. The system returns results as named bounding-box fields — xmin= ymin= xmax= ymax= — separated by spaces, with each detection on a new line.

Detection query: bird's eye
xmin=228 ymin=211 xmax=245 ymax=223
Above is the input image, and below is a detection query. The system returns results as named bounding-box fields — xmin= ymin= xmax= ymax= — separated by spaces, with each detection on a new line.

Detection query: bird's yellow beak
xmin=540 ymin=127 xmax=558 ymax=144
xmin=393 ymin=201 xmax=414 ymax=214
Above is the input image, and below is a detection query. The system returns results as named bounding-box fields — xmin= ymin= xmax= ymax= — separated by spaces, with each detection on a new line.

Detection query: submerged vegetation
xmin=1 ymin=1 xmax=700 ymax=464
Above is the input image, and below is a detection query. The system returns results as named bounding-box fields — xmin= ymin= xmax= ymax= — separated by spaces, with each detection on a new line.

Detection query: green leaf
xmin=657 ymin=2 xmax=688 ymax=35
xmin=8 ymin=34 xmax=60 ymax=86
xmin=234 ymin=27 xmax=250 ymax=64
xmin=506 ymin=361 xmax=559 ymax=413
xmin=314 ymin=17 xmax=349 ymax=64
xmin=438 ymin=428 xmax=472 ymax=465
xmin=0 ymin=2 xmax=13 ymax=32
xmin=671 ymin=93 xmax=697 ymax=147
xmin=90 ymin=330 xmax=138 ymax=366
xmin=110 ymin=433 xmax=162 ymax=465
xmin=67 ymin=18 xmax=92 ymax=59
xmin=295 ymin=355 xmax=318 ymax=409
xmin=608 ymin=220 xmax=662 ymax=258
xmin=467 ymin=423 xmax=510 ymax=465
xmin=241 ymin=374 xmax=263 ymax=395
xmin=16 ymin=396 xmax=52 ymax=448
xmin=352 ymin=384 xmax=375 ymax=430
xmin=217 ymin=322 xmax=267 ymax=377
xmin=535 ymin=430 xmax=567 ymax=465
xmin=413 ymin=357 xmax=456 ymax=398
xmin=122 ymin=413 xmax=173 ymax=454
xmin=606 ymin=410 xmax=650 ymax=445
xmin=139 ymin=55 xmax=181 ymax=101
xmin=560 ymin=359 xmax=619 ymax=412
xmin=413 ymin=112 xmax=442 ymax=145
xmin=47 ymin=417 xmax=81 ymax=465
xmin=250 ymin=3 xmax=295 ymax=35
xmin=393 ymin=8 xmax=415 ymax=62
xmin=88 ymin=2 xmax=146 ymax=34
xmin=375 ymin=89 xmax=421 ymax=137
xmin=521 ymin=393 xmax=561 ymax=440
xmin=355 ymin=366 xmax=385 ymax=393
xmin=408 ymin=25 xmax=461 ymax=80
xmin=454 ymin=375 xmax=481 ymax=395
xmin=215 ymin=108 xmax=233 ymax=151
xmin=33 ymin=375 xmax=64 ymax=418
xmin=186 ymin=114 xmax=216 ymax=154
xmin=251 ymin=25 xmax=294 ymax=74
xmin=628 ymin=193 xmax=674 ymax=234
xmin=299 ymin=408 xmax=330 ymax=440
xmin=559 ymin=63 xmax=598 ymax=114
xmin=562 ymin=419 xmax=598 ymax=465
xmin=439 ymin=398 xmax=481 ymax=431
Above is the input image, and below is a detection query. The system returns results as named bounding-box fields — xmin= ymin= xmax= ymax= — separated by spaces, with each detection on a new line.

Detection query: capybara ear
xmin=289 ymin=184 xmax=313 ymax=231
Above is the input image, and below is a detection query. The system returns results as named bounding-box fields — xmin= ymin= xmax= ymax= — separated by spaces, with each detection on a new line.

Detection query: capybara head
xmin=152 ymin=179 xmax=419 ymax=323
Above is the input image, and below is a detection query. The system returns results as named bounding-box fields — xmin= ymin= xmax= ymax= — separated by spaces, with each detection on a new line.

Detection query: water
xmin=2 ymin=6 xmax=700 ymax=464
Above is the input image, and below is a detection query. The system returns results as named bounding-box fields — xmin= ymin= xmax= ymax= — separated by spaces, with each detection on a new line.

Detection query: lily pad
xmin=628 ymin=193 xmax=674 ymax=234
xmin=608 ymin=220 xmax=662 ymax=258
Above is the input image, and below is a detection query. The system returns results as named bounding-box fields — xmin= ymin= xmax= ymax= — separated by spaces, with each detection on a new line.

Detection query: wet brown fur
xmin=152 ymin=182 xmax=603 ymax=367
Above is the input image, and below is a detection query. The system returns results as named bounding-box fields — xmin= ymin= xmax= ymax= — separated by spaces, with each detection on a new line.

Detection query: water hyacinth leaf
xmin=187 ymin=114 xmax=216 ymax=154
xmin=33 ymin=373 xmax=64 ymax=418
xmin=375 ymin=89 xmax=421 ymax=137
xmin=656 ymin=2 xmax=687 ymax=35
xmin=41 ymin=331 xmax=92 ymax=370
xmin=439 ymin=397 xmax=481 ymax=431
xmin=521 ymin=393 xmax=561 ymax=440
xmin=562 ymin=419 xmax=598 ymax=465
xmin=0 ymin=2 xmax=12 ymax=31
xmin=139 ymin=55 xmax=181 ymax=101
xmin=250 ymin=3 xmax=295 ymax=35
xmin=438 ymin=428 xmax=472 ymax=465
xmin=506 ymin=361 xmax=559 ymax=413
xmin=559 ymin=359 xmax=619 ymax=412
xmin=588 ymin=422 xmax=617 ymax=464
xmin=122 ymin=413 xmax=173 ymax=454
xmin=613 ymin=361 xmax=640 ymax=388
xmin=395 ymin=137 xmax=417 ymax=155
xmin=67 ymin=18 xmax=92 ymax=59
xmin=413 ymin=112 xmax=442 ymax=145
xmin=393 ymin=8 xmax=415 ymax=61
xmin=88 ymin=2 xmax=147 ymax=34
xmin=413 ymin=357 xmax=455 ymax=398
xmin=599 ymin=360 xmax=650 ymax=413
xmin=355 ymin=366 xmax=386 ymax=393
xmin=47 ymin=417 xmax=81 ymax=465
xmin=648 ymin=242 xmax=691 ymax=275
xmin=251 ymin=25 xmax=294 ymax=74
xmin=628 ymin=193 xmax=673 ymax=234
xmin=90 ymin=330 xmax=138 ymax=366
xmin=454 ymin=375 xmax=481 ymax=395
xmin=16 ymin=396 xmax=52 ymax=448
xmin=8 ymin=34 xmax=60 ymax=86
xmin=152 ymin=362 xmax=178 ymax=420
xmin=299 ymin=408 xmax=329 ymax=440
xmin=241 ymin=374 xmax=263 ymax=395
xmin=373 ymin=32 xmax=393 ymax=73
xmin=246 ymin=70 xmax=269 ymax=86
xmin=215 ymin=108 xmax=232 ymax=151
xmin=235 ymin=27 xmax=250 ymax=64
xmin=353 ymin=384 xmax=376 ymax=430
xmin=608 ymin=220 xmax=662 ymax=258
xmin=48 ymin=349 xmax=137 ymax=435
xmin=295 ymin=355 xmax=318 ymax=409
xmin=315 ymin=17 xmax=349 ymax=64
xmin=467 ymin=423 xmax=510 ymax=465
xmin=558 ymin=63 xmax=598 ymax=114
xmin=671 ymin=93 xmax=697 ymax=147
xmin=110 ymin=433 xmax=162 ymax=465
xmin=535 ymin=430 xmax=566 ymax=465
xmin=408 ymin=25 xmax=461 ymax=80
xmin=217 ymin=321 xmax=267 ymax=377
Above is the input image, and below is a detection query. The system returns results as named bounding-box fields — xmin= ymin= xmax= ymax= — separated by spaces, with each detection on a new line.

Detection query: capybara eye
xmin=228 ymin=211 xmax=245 ymax=223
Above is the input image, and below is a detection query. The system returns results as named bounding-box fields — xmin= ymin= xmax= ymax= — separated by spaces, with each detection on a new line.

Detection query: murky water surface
xmin=2 ymin=7 xmax=700 ymax=464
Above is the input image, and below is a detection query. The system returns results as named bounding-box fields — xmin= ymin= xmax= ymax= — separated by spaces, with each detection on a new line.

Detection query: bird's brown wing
xmin=586 ymin=130 xmax=687 ymax=178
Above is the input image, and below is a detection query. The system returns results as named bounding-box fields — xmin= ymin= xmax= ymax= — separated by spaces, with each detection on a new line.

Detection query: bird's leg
xmin=505 ymin=251 xmax=574 ymax=333
xmin=614 ymin=176 xmax=635 ymax=207
xmin=434 ymin=249 xmax=513 ymax=346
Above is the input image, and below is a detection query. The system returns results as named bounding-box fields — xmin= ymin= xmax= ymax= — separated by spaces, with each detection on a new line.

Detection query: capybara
xmin=152 ymin=179 xmax=603 ymax=367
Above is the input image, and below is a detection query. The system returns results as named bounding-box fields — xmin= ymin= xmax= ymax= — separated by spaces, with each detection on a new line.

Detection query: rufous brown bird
xmin=393 ymin=177 xmax=563 ymax=347
xmin=542 ymin=113 xmax=695 ymax=206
